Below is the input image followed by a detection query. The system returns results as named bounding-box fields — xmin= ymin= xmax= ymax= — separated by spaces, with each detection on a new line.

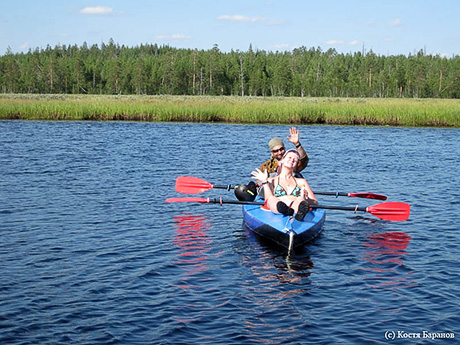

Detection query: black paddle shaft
xmin=207 ymin=198 xmax=367 ymax=212
xmin=214 ymin=185 xmax=361 ymax=198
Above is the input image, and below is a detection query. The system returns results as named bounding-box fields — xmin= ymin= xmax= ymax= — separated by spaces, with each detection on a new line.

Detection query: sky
xmin=1 ymin=0 xmax=459 ymax=57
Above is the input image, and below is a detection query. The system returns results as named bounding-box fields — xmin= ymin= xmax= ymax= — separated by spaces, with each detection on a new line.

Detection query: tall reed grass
xmin=0 ymin=94 xmax=458 ymax=127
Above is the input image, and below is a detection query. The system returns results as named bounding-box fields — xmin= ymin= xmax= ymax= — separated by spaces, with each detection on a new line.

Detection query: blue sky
xmin=1 ymin=0 xmax=459 ymax=57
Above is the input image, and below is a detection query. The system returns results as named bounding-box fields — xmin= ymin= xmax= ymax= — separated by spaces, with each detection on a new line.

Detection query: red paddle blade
xmin=348 ymin=192 xmax=387 ymax=201
xmin=366 ymin=202 xmax=410 ymax=221
xmin=165 ymin=197 xmax=210 ymax=203
xmin=175 ymin=176 xmax=213 ymax=194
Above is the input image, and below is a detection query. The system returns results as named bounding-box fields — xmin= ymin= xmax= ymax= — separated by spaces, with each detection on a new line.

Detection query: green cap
xmin=268 ymin=137 xmax=284 ymax=151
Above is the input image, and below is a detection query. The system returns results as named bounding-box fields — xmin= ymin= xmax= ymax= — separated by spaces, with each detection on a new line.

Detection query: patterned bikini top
xmin=273 ymin=176 xmax=301 ymax=197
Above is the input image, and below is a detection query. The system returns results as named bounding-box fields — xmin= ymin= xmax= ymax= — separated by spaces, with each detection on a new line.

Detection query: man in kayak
xmin=259 ymin=127 xmax=308 ymax=178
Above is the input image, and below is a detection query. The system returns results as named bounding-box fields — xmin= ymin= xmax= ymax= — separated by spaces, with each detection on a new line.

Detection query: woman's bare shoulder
xmin=295 ymin=177 xmax=308 ymax=185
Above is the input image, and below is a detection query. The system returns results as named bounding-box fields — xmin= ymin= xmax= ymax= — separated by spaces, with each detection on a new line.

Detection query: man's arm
xmin=296 ymin=151 xmax=309 ymax=172
xmin=287 ymin=127 xmax=309 ymax=172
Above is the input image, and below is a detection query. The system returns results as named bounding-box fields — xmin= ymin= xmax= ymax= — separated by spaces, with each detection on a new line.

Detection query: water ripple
xmin=0 ymin=121 xmax=459 ymax=344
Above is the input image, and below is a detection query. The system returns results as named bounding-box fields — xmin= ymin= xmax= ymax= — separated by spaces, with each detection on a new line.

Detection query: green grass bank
xmin=0 ymin=94 xmax=459 ymax=127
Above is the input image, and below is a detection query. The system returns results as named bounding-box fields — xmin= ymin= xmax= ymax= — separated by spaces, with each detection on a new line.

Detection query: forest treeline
xmin=1 ymin=40 xmax=460 ymax=98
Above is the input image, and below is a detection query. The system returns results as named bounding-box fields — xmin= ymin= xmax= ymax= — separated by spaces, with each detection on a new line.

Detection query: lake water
xmin=0 ymin=120 xmax=459 ymax=344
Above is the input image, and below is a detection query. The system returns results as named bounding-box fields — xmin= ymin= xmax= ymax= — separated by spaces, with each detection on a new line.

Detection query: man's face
xmin=271 ymin=145 xmax=285 ymax=161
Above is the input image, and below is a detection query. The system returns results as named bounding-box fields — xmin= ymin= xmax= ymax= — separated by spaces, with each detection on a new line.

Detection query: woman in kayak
xmin=251 ymin=149 xmax=318 ymax=221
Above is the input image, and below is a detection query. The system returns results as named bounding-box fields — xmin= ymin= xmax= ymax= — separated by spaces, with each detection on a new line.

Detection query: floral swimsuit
xmin=273 ymin=177 xmax=301 ymax=197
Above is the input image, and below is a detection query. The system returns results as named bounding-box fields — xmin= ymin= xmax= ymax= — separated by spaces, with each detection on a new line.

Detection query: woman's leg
xmin=291 ymin=198 xmax=311 ymax=221
xmin=291 ymin=197 xmax=318 ymax=212
xmin=266 ymin=196 xmax=294 ymax=216
xmin=290 ymin=197 xmax=304 ymax=213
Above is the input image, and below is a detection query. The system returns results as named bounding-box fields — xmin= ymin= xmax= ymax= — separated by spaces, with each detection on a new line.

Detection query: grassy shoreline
xmin=0 ymin=94 xmax=459 ymax=127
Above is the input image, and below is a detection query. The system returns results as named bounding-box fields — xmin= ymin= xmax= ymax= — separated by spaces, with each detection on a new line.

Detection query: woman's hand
xmin=251 ymin=168 xmax=268 ymax=182
xmin=299 ymin=178 xmax=318 ymax=204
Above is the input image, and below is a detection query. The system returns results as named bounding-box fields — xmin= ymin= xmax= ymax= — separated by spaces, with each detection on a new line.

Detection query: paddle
xmin=311 ymin=191 xmax=387 ymax=200
xmin=165 ymin=197 xmax=410 ymax=222
xmin=175 ymin=176 xmax=387 ymax=200
xmin=175 ymin=176 xmax=234 ymax=194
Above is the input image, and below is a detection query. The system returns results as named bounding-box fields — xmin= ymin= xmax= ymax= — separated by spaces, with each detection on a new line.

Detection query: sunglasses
xmin=271 ymin=147 xmax=285 ymax=154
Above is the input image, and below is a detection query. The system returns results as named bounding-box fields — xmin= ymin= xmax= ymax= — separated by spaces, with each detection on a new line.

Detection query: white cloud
xmin=265 ymin=18 xmax=285 ymax=25
xmin=155 ymin=34 xmax=191 ymax=41
xmin=385 ymin=37 xmax=394 ymax=42
xmin=326 ymin=40 xmax=345 ymax=45
xmin=267 ymin=43 xmax=301 ymax=52
xmin=348 ymin=40 xmax=359 ymax=46
xmin=80 ymin=6 xmax=113 ymax=15
xmin=272 ymin=43 xmax=291 ymax=50
xmin=217 ymin=14 xmax=284 ymax=26
xmin=19 ymin=42 xmax=29 ymax=50
xmin=218 ymin=14 xmax=264 ymax=23
xmin=389 ymin=18 xmax=402 ymax=27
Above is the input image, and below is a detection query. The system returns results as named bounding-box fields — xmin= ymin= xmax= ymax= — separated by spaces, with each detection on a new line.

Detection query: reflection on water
xmin=173 ymin=213 xmax=211 ymax=290
xmin=229 ymin=229 xmax=318 ymax=344
xmin=242 ymin=226 xmax=315 ymax=287
xmin=362 ymin=231 xmax=417 ymax=291
xmin=365 ymin=232 xmax=410 ymax=265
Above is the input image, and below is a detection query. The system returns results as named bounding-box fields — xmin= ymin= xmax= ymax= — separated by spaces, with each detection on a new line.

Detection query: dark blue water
xmin=1 ymin=121 xmax=459 ymax=344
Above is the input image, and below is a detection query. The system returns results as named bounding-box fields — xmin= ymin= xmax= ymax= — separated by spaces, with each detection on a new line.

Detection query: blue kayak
xmin=242 ymin=197 xmax=326 ymax=250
